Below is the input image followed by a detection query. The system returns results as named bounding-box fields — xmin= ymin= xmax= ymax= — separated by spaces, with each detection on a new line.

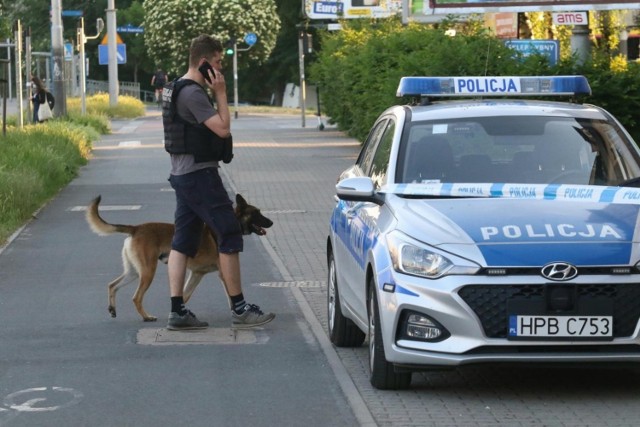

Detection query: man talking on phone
xmin=162 ymin=34 xmax=275 ymax=330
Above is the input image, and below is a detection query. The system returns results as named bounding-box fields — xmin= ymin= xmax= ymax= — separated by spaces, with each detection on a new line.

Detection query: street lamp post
xmin=77 ymin=17 xmax=104 ymax=115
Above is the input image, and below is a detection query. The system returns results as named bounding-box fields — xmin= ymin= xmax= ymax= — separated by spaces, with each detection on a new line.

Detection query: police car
xmin=327 ymin=75 xmax=640 ymax=390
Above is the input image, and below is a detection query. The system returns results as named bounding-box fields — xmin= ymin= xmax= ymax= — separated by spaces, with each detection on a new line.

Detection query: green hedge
xmin=310 ymin=19 xmax=640 ymax=143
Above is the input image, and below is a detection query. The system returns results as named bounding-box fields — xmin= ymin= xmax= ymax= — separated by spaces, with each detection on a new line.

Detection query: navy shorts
xmin=169 ymin=168 xmax=243 ymax=257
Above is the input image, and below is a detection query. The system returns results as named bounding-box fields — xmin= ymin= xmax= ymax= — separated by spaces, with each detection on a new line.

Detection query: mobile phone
xmin=198 ymin=61 xmax=215 ymax=83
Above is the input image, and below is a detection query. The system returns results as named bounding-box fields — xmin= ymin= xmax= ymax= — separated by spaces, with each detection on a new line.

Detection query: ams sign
xmin=552 ymin=12 xmax=589 ymax=25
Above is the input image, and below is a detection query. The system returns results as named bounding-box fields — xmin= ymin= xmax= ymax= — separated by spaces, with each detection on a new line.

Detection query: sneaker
xmin=167 ymin=310 xmax=209 ymax=330
xmin=232 ymin=304 xmax=275 ymax=329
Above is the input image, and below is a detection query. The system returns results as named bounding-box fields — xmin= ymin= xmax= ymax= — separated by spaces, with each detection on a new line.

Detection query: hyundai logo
xmin=541 ymin=262 xmax=579 ymax=281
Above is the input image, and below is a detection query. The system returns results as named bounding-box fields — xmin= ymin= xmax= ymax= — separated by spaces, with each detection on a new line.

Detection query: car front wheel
xmin=327 ymin=251 xmax=365 ymax=347
xmin=368 ymin=280 xmax=411 ymax=390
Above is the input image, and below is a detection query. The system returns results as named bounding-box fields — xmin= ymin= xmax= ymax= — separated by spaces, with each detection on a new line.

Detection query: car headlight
xmin=387 ymin=230 xmax=479 ymax=279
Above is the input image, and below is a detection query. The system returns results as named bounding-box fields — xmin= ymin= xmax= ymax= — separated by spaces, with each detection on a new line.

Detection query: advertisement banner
xmin=304 ymin=0 xmax=402 ymax=20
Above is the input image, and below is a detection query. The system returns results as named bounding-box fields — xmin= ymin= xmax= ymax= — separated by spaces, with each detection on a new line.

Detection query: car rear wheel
xmin=327 ymin=251 xmax=366 ymax=347
xmin=368 ymin=280 xmax=412 ymax=390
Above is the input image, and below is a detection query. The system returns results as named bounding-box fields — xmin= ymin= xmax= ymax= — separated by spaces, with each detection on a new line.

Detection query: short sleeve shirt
xmin=170 ymin=82 xmax=218 ymax=176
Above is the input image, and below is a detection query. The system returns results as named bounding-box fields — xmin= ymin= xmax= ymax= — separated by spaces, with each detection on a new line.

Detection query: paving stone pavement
xmin=221 ymin=112 xmax=640 ymax=427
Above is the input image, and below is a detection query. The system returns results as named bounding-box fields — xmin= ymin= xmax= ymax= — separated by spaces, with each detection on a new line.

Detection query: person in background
xmin=151 ymin=67 xmax=168 ymax=105
xmin=31 ymin=76 xmax=55 ymax=123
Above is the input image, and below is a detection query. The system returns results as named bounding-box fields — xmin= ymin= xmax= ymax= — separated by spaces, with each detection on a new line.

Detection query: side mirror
xmin=336 ymin=177 xmax=384 ymax=205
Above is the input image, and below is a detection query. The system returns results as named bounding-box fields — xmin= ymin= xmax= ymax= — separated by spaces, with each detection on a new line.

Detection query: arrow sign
xmin=244 ymin=33 xmax=257 ymax=46
xmin=98 ymin=44 xmax=127 ymax=65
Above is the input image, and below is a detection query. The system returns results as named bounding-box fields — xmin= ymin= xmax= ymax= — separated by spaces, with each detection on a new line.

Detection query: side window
xmin=357 ymin=119 xmax=388 ymax=175
xmin=369 ymin=120 xmax=396 ymax=188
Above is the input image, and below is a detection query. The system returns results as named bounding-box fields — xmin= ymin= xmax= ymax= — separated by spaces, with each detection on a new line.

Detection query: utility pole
xmin=50 ymin=0 xmax=66 ymax=116
xmin=233 ymin=41 xmax=238 ymax=119
xmin=25 ymin=27 xmax=32 ymax=123
xmin=106 ymin=0 xmax=118 ymax=107
xmin=13 ymin=20 xmax=23 ymax=127
xmin=298 ymin=31 xmax=306 ymax=128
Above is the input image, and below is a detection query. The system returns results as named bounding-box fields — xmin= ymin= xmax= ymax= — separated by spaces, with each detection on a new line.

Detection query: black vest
xmin=162 ymin=78 xmax=233 ymax=164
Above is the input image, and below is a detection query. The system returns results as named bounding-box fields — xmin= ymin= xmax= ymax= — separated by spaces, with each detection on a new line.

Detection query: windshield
xmin=397 ymin=116 xmax=640 ymax=186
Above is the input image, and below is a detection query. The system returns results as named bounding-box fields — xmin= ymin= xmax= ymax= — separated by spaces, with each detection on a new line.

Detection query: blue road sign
xmin=244 ymin=33 xmax=258 ymax=46
xmin=504 ymin=40 xmax=560 ymax=66
xmin=61 ymin=10 xmax=83 ymax=17
xmin=117 ymin=25 xmax=144 ymax=33
xmin=64 ymin=43 xmax=73 ymax=61
xmin=98 ymin=44 xmax=127 ymax=65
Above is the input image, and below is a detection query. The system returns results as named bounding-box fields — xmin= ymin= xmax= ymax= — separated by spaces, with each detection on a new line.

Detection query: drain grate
xmin=258 ymin=281 xmax=325 ymax=288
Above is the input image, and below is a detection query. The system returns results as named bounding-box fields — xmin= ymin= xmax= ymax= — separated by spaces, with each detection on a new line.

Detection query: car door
xmin=333 ymin=119 xmax=388 ymax=317
xmin=341 ymin=118 xmax=396 ymax=320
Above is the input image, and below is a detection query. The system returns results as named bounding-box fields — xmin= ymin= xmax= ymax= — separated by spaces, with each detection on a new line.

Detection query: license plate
xmin=508 ymin=315 xmax=613 ymax=338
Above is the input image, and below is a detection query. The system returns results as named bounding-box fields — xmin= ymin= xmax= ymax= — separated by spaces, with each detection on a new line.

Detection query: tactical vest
xmin=162 ymin=78 xmax=233 ymax=164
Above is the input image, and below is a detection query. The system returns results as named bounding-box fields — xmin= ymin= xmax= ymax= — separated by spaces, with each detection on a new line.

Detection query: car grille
xmin=458 ymin=284 xmax=640 ymax=338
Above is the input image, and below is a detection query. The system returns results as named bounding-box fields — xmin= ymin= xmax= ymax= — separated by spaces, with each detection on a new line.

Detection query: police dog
xmin=86 ymin=194 xmax=273 ymax=321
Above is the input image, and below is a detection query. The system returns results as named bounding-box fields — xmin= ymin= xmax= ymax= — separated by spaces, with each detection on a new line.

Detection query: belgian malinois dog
xmin=86 ymin=194 xmax=273 ymax=321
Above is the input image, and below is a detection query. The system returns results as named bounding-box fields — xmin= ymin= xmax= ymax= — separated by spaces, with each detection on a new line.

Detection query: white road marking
xmin=3 ymin=387 xmax=83 ymax=413
xmin=69 ymin=205 xmax=141 ymax=212
xmin=118 ymin=140 xmax=141 ymax=147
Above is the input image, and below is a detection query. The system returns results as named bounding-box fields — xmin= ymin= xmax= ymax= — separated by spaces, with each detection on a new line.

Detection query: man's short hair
xmin=189 ymin=35 xmax=223 ymax=67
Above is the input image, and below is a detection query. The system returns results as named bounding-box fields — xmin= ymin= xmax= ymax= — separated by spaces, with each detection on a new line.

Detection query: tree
xmin=240 ymin=0 xmax=302 ymax=105
xmin=142 ymin=0 xmax=280 ymax=75
xmin=117 ymin=0 xmax=153 ymax=83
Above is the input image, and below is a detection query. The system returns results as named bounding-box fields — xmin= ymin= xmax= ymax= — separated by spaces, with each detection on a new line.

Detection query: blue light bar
xmin=396 ymin=76 xmax=591 ymax=97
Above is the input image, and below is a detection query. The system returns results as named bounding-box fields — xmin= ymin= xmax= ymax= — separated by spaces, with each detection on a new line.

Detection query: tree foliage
xmin=238 ymin=0 xmax=302 ymax=105
xmin=310 ymin=18 xmax=640 ymax=143
xmin=310 ymin=18 xmax=523 ymax=141
xmin=143 ymin=0 xmax=280 ymax=75
xmin=117 ymin=1 xmax=153 ymax=82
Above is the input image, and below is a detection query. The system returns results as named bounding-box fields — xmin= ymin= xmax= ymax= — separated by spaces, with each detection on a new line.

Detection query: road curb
xmin=221 ymin=166 xmax=377 ymax=427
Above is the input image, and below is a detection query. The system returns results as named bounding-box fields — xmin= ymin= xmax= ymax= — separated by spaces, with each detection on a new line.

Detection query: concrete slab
xmin=137 ymin=327 xmax=264 ymax=345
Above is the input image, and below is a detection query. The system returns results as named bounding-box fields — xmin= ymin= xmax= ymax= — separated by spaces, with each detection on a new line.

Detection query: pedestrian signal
xmin=225 ymin=38 xmax=235 ymax=56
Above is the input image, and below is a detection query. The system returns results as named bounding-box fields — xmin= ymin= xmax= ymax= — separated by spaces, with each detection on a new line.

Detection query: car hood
xmin=391 ymin=196 xmax=640 ymax=267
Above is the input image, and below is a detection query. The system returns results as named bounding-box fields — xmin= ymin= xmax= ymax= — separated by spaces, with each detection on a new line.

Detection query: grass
xmin=0 ymin=121 xmax=96 ymax=245
xmin=0 ymin=94 xmax=145 ymax=247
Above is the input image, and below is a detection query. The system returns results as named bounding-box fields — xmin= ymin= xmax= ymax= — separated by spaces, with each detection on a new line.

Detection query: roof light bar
xmin=396 ymin=76 xmax=591 ymax=97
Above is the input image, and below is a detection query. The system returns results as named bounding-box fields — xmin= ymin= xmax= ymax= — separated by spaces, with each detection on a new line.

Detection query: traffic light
xmin=224 ymin=38 xmax=235 ymax=56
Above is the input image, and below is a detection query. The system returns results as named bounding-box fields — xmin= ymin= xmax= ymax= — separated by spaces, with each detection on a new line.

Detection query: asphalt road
xmin=2 ymin=107 xmax=640 ymax=426
xmin=0 ymin=110 xmax=358 ymax=427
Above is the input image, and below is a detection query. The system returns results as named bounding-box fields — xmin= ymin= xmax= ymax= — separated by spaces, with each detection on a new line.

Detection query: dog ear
xmin=235 ymin=193 xmax=247 ymax=208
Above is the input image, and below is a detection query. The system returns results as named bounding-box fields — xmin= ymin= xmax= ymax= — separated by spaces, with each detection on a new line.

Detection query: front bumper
xmin=377 ymin=272 xmax=640 ymax=367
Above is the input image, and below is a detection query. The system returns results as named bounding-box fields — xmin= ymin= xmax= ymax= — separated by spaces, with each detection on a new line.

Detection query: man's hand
xmin=204 ymin=68 xmax=226 ymax=94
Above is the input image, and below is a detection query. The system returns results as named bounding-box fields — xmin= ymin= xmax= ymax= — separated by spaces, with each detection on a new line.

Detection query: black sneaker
xmin=167 ymin=310 xmax=208 ymax=330
xmin=231 ymin=304 xmax=275 ymax=329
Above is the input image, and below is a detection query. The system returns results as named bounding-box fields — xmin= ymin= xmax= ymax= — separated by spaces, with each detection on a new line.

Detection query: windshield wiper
xmin=617 ymin=177 xmax=640 ymax=187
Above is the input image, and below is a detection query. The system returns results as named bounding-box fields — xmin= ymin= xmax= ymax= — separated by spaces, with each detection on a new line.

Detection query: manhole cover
xmin=257 ymin=281 xmax=325 ymax=288
xmin=137 ymin=327 xmax=265 ymax=345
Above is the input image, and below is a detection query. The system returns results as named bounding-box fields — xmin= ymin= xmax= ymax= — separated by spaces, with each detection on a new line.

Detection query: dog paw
xmin=144 ymin=316 xmax=158 ymax=322
xmin=108 ymin=306 xmax=116 ymax=318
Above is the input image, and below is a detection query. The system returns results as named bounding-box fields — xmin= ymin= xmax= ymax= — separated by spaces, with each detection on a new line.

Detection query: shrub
xmin=310 ymin=18 xmax=640 ymax=144
xmin=66 ymin=93 xmax=145 ymax=118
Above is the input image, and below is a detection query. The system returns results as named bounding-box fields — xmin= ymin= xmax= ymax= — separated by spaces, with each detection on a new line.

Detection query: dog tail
xmin=86 ymin=195 xmax=137 ymax=236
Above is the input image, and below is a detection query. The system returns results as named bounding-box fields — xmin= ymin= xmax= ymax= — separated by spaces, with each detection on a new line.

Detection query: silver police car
xmin=327 ymin=76 xmax=640 ymax=389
